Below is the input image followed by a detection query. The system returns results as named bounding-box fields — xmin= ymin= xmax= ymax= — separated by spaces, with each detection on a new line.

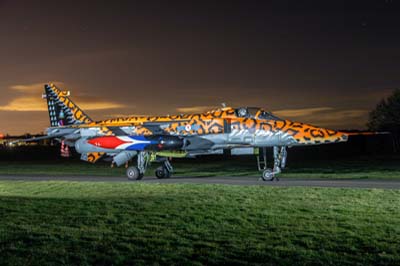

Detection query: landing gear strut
xmin=155 ymin=158 xmax=173 ymax=179
xmin=257 ymin=146 xmax=287 ymax=181
xmin=125 ymin=153 xmax=174 ymax=181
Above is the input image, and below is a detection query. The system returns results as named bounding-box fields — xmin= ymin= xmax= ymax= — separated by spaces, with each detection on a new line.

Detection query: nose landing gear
xmin=257 ymin=146 xmax=287 ymax=181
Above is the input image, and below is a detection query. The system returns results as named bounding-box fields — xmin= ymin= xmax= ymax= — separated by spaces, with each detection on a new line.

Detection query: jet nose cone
xmin=293 ymin=124 xmax=349 ymax=145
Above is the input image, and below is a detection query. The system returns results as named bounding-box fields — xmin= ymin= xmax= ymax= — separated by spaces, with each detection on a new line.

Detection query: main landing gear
xmin=155 ymin=159 xmax=173 ymax=179
xmin=126 ymin=151 xmax=149 ymax=180
xmin=126 ymin=166 xmax=143 ymax=181
xmin=125 ymin=152 xmax=174 ymax=180
xmin=257 ymin=146 xmax=287 ymax=181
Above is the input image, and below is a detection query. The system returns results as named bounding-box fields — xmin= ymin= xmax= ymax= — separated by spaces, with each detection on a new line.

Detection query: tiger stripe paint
xmin=66 ymin=107 xmax=347 ymax=145
xmin=39 ymin=83 xmax=353 ymax=180
xmin=48 ymin=84 xmax=114 ymax=136
xmin=46 ymin=84 xmax=348 ymax=148
xmin=86 ymin=152 xmax=105 ymax=163
xmin=48 ymin=83 xmax=92 ymax=124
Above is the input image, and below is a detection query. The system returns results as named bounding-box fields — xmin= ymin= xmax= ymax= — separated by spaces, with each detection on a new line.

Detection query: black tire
xmin=155 ymin=166 xmax=171 ymax=179
xmin=262 ymin=169 xmax=274 ymax=181
xmin=155 ymin=166 xmax=166 ymax=179
xmin=126 ymin=167 xmax=142 ymax=181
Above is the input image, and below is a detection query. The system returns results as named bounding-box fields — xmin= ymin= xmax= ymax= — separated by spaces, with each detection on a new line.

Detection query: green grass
xmin=0 ymin=181 xmax=399 ymax=265
xmin=0 ymin=155 xmax=399 ymax=179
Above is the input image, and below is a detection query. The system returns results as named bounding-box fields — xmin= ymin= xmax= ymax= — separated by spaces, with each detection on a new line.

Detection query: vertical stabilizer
xmin=44 ymin=83 xmax=93 ymax=127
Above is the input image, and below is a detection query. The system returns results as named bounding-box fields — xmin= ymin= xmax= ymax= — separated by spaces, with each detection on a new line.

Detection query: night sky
xmin=0 ymin=0 xmax=399 ymax=134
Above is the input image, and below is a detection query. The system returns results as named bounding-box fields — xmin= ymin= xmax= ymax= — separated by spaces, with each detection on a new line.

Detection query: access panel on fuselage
xmin=223 ymin=119 xmax=231 ymax=134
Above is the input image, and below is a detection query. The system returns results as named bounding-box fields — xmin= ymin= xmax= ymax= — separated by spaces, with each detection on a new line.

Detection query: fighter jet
xmin=29 ymin=83 xmax=348 ymax=180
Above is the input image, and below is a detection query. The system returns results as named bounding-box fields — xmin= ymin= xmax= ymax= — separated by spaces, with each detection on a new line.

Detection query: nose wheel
xmin=262 ymin=169 xmax=274 ymax=181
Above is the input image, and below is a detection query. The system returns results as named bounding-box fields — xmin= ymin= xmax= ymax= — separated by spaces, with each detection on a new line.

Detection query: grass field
xmin=0 ymin=181 xmax=399 ymax=265
xmin=0 ymin=155 xmax=399 ymax=179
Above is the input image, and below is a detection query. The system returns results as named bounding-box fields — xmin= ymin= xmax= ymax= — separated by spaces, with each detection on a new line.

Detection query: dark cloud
xmin=0 ymin=0 xmax=399 ymax=134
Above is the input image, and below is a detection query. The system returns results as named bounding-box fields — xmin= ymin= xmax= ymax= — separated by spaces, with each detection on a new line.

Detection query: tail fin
xmin=44 ymin=83 xmax=93 ymax=127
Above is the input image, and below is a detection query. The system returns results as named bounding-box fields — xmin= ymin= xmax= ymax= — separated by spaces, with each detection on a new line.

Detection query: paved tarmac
xmin=0 ymin=175 xmax=399 ymax=189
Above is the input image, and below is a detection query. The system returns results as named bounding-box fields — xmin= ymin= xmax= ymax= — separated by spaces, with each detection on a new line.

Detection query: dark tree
xmin=367 ymin=89 xmax=400 ymax=152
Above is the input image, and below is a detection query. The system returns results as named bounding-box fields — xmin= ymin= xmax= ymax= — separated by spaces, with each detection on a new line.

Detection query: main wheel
xmin=262 ymin=169 xmax=274 ymax=181
xmin=126 ymin=166 xmax=143 ymax=181
xmin=155 ymin=166 xmax=165 ymax=179
xmin=155 ymin=166 xmax=171 ymax=179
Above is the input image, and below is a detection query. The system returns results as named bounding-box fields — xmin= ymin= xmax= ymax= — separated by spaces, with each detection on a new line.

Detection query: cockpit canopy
xmin=234 ymin=107 xmax=282 ymax=120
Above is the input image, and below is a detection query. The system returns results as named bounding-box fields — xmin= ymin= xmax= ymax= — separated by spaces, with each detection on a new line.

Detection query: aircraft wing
xmin=68 ymin=120 xmax=191 ymax=135
xmin=15 ymin=120 xmax=182 ymax=145
xmin=10 ymin=134 xmax=67 ymax=145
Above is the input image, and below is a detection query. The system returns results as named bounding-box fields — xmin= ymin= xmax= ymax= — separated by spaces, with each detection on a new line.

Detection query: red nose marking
xmin=88 ymin=136 xmax=128 ymax=149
